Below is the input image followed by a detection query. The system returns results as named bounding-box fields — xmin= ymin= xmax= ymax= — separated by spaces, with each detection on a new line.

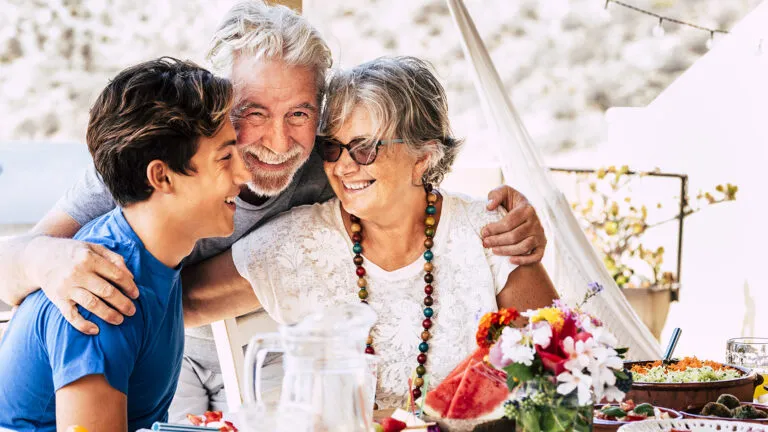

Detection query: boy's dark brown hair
xmin=86 ymin=57 xmax=234 ymax=206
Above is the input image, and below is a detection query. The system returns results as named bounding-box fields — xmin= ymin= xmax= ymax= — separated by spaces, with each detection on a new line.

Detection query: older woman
xmin=231 ymin=56 xmax=557 ymax=408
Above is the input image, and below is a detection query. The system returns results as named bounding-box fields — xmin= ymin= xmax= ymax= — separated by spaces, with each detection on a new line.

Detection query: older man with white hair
xmin=0 ymin=0 xmax=547 ymax=420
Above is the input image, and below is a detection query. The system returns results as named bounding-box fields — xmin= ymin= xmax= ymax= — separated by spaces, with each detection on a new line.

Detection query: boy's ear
xmin=146 ymin=160 xmax=174 ymax=195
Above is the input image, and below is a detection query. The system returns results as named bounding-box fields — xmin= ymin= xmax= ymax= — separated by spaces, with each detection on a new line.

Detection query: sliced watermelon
xmin=423 ymin=347 xmax=508 ymax=421
xmin=424 ymin=347 xmax=489 ymax=417
xmin=445 ymin=361 xmax=508 ymax=420
xmin=424 ymin=368 xmax=466 ymax=417
xmin=443 ymin=347 xmax=488 ymax=382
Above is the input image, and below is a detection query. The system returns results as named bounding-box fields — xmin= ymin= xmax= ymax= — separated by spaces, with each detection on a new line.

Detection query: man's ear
xmin=146 ymin=160 xmax=174 ymax=195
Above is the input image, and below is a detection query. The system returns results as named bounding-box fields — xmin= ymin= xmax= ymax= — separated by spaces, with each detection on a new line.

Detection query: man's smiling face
xmin=229 ymin=56 xmax=318 ymax=197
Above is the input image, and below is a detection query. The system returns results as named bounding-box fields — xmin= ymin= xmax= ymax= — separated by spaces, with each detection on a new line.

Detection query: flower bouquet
xmin=479 ymin=283 xmax=634 ymax=432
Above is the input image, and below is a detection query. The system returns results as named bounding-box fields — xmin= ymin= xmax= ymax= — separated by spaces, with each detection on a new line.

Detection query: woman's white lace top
xmin=232 ymin=191 xmax=517 ymax=408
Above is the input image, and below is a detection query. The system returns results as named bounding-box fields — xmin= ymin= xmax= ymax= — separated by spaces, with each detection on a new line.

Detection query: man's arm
xmin=182 ymin=249 xmax=260 ymax=328
xmin=484 ymin=185 xmax=547 ymax=265
xmin=0 ymin=209 xmax=138 ymax=334
xmin=56 ymin=374 xmax=127 ymax=432
xmin=0 ymin=210 xmax=82 ymax=305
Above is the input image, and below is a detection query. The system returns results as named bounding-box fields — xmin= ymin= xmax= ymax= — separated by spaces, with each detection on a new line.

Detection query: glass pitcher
xmin=241 ymin=303 xmax=377 ymax=432
xmin=726 ymin=337 xmax=768 ymax=402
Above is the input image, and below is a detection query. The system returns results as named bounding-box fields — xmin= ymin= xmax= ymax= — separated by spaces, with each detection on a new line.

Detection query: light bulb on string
xmin=652 ymin=18 xmax=665 ymax=38
xmin=706 ymin=31 xmax=715 ymax=50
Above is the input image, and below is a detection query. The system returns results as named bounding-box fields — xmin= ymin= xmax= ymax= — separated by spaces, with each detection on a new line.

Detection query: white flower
xmin=499 ymin=327 xmax=535 ymax=366
xmin=530 ymin=321 xmax=552 ymax=349
xmin=602 ymin=385 xmax=626 ymax=403
xmin=588 ymin=346 xmax=623 ymax=400
xmin=562 ymin=336 xmax=597 ymax=372
xmin=580 ymin=316 xmax=618 ymax=347
xmin=556 ymin=369 xmax=593 ymax=406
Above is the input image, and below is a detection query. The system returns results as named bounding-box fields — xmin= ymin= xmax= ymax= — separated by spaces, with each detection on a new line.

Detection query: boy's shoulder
xmin=72 ymin=208 xmax=142 ymax=269
xmin=74 ymin=208 xmax=135 ymax=245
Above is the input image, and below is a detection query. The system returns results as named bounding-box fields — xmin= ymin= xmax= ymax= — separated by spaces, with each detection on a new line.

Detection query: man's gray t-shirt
xmin=55 ymin=150 xmax=334 ymax=372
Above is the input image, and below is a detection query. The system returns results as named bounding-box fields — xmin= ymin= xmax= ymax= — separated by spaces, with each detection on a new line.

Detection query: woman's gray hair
xmin=320 ymin=56 xmax=463 ymax=186
xmin=207 ymin=0 xmax=332 ymax=103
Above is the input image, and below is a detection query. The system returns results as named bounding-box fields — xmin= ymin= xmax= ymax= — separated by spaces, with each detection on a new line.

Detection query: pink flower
xmin=489 ymin=340 xmax=510 ymax=369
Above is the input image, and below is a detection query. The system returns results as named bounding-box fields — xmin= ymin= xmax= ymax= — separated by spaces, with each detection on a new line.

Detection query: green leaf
xmin=614 ymin=369 xmax=629 ymax=380
xmin=504 ymin=363 xmax=535 ymax=388
xmin=541 ymin=405 xmax=578 ymax=432
xmin=520 ymin=407 xmax=542 ymax=432
xmin=601 ymin=407 xmax=627 ymax=418
xmin=634 ymin=403 xmax=655 ymax=416
xmin=615 ymin=347 xmax=629 ymax=355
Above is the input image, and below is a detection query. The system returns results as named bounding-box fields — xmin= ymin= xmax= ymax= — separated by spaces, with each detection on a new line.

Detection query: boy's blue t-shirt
xmin=0 ymin=208 xmax=184 ymax=432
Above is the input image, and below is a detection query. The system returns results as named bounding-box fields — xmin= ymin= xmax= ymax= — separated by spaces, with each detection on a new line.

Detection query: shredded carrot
xmin=630 ymin=357 xmax=735 ymax=375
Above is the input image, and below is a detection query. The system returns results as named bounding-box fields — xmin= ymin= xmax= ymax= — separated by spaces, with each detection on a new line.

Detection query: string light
xmin=706 ymin=31 xmax=715 ymax=50
xmin=602 ymin=0 xmax=764 ymax=54
xmin=604 ymin=0 xmax=729 ymax=37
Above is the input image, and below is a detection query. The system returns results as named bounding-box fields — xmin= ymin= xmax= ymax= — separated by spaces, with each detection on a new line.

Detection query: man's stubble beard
xmin=245 ymin=167 xmax=301 ymax=196
xmin=241 ymin=145 xmax=310 ymax=197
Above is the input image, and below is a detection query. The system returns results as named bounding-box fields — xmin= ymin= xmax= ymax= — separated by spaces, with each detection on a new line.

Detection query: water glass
xmin=726 ymin=337 xmax=768 ymax=402
xmin=364 ymin=354 xmax=379 ymax=415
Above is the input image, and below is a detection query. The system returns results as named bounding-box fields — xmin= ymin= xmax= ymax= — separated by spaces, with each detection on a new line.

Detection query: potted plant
xmin=559 ymin=165 xmax=737 ymax=339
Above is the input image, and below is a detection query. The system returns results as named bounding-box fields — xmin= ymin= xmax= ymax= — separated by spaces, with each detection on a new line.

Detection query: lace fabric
xmin=232 ymin=192 xmax=517 ymax=408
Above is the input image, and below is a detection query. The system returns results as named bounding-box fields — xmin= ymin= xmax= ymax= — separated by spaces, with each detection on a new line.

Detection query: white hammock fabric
xmin=446 ymin=0 xmax=661 ymax=360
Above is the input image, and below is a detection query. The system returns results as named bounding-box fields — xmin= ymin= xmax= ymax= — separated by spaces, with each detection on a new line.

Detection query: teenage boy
xmin=0 ymin=57 xmax=249 ymax=432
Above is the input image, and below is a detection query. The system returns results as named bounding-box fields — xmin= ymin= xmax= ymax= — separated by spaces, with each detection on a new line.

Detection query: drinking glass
xmin=364 ymin=354 xmax=379 ymax=416
xmin=726 ymin=337 xmax=768 ymax=403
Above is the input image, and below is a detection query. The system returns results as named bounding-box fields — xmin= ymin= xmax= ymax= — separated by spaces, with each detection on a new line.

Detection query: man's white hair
xmin=207 ymin=0 xmax=332 ymax=102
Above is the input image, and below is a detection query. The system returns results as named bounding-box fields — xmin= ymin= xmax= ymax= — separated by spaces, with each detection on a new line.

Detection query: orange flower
xmin=476 ymin=312 xmax=494 ymax=348
xmin=496 ymin=308 xmax=519 ymax=326
xmin=476 ymin=308 xmax=520 ymax=348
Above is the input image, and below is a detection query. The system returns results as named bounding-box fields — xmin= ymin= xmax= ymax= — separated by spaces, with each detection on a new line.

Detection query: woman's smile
xmin=342 ymin=179 xmax=376 ymax=193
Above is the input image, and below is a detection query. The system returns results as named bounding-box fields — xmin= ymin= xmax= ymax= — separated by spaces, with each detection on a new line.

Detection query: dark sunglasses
xmin=316 ymin=136 xmax=404 ymax=166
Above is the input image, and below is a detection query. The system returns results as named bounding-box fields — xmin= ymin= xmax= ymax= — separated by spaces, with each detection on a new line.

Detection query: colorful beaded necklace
xmin=349 ymin=184 xmax=438 ymax=402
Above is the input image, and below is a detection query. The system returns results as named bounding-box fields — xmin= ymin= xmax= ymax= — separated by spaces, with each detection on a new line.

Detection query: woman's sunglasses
xmin=316 ymin=136 xmax=404 ymax=166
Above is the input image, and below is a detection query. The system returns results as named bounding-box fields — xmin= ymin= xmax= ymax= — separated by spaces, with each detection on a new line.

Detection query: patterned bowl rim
xmin=616 ymin=418 xmax=768 ymax=432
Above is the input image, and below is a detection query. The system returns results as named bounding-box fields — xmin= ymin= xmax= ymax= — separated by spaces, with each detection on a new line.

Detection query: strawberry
xmin=204 ymin=411 xmax=224 ymax=423
xmin=380 ymin=417 xmax=407 ymax=432
xmin=186 ymin=414 xmax=203 ymax=426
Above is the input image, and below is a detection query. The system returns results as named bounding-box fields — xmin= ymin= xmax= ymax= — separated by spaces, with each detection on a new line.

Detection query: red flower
xmin=535 ymin=315 xmax=583 ymax=375
xmin=558 ymin=315 xmax=578 ymax=341
xmin=574 ymin=331 xmax=593 ymax=343
xmin=536 ymin=347 xmax=568 ymax=375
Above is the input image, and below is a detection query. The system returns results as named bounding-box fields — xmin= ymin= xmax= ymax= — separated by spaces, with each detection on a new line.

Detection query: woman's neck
xmin=342 ymin=188 xmax=443 ymax=272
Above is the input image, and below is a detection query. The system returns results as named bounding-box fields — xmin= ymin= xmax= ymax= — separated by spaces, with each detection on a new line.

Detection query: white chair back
xmin=211 ymin=310 xmax=279 ymax=412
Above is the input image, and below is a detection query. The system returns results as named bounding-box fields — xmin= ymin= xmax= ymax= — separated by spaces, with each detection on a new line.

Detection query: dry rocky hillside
xmin=0 ymin=0 xmax=761 ymax=154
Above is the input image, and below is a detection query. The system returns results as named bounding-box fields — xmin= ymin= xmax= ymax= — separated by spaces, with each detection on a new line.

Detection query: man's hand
xmin=24 ymin=236 xmax=139 ymax=335
xmin=483 ymin=185 xmax=547 ymax=265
